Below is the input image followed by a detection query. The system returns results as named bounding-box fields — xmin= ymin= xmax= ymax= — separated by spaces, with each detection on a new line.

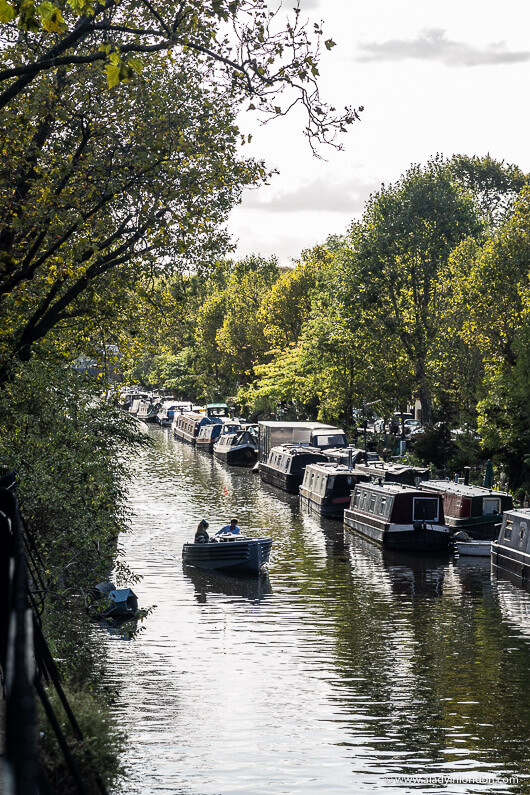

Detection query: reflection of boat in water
xmin=495 ymin=578 xmax=530 ymax=640
xmin=182 ymin=535 xmax=272 ymax=574
xmin=184 ymin=565 xmax=272 ymax=602
xmin=344 ymin=532 xmax=447 ymax=597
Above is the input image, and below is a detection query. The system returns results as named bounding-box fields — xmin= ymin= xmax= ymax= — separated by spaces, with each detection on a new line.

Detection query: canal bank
xmin=101 ymin=427 xmax=530 ymax=794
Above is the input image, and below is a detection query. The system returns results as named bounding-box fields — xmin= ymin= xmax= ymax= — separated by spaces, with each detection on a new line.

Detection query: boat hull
xmin=214 ymin=445 xmax=258 ymax=467
xmin=174 ymin=428 xmax=197 ymax=445
xmin=259 ymin=464 xmax=301 ymax=493
xmin=299 ymin=493 xmax=347 ymax=519
xmin=491 ymin=541 xmax=530 ymax=585
xmin=344 ymin=511 xmax=450 ymax=553
xmin=455 ymin=540 xmax=491 ymax=556
xmin=182 ymin=537 xmax=272 ymax=574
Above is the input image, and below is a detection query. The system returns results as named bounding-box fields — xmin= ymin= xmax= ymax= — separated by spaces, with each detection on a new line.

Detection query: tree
xmin=343 ymin=157 xmax=482 ymax=423
xmin=448 ymin=185 xmax=530 ymax=488
xmin=0 ymin=358 xmax=145 ymax=590
xmin=195 ymin=255 xmax=280 ymax=392
xmin=258 ymin=247 xmax=323 ymax=349
xmin=0 ymin=53 xmax=264 ymax=380
xmin=447 ymin=154 xmax=528 ymax=229
xmin=0 ymin=0 xmax=361 ymax=144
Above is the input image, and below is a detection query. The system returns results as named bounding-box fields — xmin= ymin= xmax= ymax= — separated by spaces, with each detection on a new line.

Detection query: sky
xmin=228 ymin=0 xmax=530 ymax=266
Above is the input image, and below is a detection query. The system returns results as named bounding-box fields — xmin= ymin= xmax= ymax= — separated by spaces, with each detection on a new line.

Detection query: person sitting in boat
xmin=194 ymin=519 xmax=210 ymax=543
xmin=216 ymin=517 xmax=241 ymax=536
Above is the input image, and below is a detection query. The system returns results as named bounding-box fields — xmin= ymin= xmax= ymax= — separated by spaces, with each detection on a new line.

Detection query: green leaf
xmin=38 ymin=1 xmax=66 ymax=32
xmin=0 ymin=0 xmax=16 ymax=22
xmin=105 ymin=62 xmax=121 ymax=88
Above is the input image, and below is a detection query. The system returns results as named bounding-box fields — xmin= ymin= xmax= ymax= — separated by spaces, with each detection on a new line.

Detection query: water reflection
xmin=101 ymin=429 xmax=530 ymax=794
xmin=183 ymin=565 xmax=273 ymax=603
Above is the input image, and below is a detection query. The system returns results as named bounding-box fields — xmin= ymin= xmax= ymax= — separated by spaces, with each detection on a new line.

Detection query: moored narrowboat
xmin=258 ymin=421 xmax=348 ymax=463
xmin=259 ymin=444 xmax=328 ymax=494
xmin=353 ymin=460 xmax=430 ymax=486
xmin=196 ymin=420 xmax=241 ymax=453
xmin=213 ymin=427 xmax=259 ymax=466
xmin=299 ymin=462 xmax=368 ymax=518
xmin=344 ymin=482 xmax=450 ymax=553
xmin=491 ymin=508 xmax=530 ymax=587
xmin=419 ymin=481 xmax=513 ymax=539
xmin=325 ymin=447 xmax=380 ymax=466
xmin=172 ymin=411 xmax=221 ymax=446
xmin=157 ymin=401 xmax=191 ymax=427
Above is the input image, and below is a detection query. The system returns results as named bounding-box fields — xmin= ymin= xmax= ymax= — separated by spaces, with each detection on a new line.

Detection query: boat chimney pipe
xmin=463 ymin=467 xmax=471 ymax=486
xmin=348 ymin=448 xmax=353 ymax=470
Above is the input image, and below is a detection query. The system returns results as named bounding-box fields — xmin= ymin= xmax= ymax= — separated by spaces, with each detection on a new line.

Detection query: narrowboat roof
xmin=422 ymin=480 xmax=512 ymax=499
xmin=355 ymin=461 xmax=430 ymax=477
xmin=504 ymin=507 xmax=530 ymax=520
xmin=269 ymin=443 xmax=327 ymax=457
xmin=259 ymin=421 xmax=340 ymax=430
xmin=354 ymin=482 xmax=439 ymax=498
xmin=305 ymin=462 xmax=360 ymax=475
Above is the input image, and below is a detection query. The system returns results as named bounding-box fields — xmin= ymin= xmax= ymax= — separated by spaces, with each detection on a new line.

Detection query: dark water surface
xmin=102 ymin=428 xmax=530 ymax=794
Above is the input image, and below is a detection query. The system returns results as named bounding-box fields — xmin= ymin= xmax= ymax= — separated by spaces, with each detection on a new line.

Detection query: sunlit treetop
xmin=0 ymin=0 xmax=362 ymax=150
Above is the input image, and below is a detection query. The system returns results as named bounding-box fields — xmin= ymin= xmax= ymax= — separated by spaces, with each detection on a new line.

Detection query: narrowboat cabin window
xmin=504 ymin=520 xmax=513 ymax=540
xmin=412 ymin=497 xmax=439 ymax=522
xmin=483 ymin=497 xmax=501 ymax=515
xmin=369 ymin=494 xmax=376 ymax=512
xmin=520 ymin=522 xmax=527 ymax=543
xmin=380 ymin=496 xmax=387 ymax=516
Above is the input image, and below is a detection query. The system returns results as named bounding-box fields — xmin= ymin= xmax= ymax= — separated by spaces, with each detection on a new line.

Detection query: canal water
xmin=102 ymin=428 xmax=530 ymax=794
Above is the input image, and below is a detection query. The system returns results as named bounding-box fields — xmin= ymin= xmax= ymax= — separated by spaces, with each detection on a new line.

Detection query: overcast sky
xmin=228 ymin=0 xmax=530 ymax=266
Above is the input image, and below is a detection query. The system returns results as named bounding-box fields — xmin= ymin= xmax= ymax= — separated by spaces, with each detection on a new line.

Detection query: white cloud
xmin=241 ymin=176 xmax=380 ymax=214
xmin=356 ymin=28 xmax=530 ymax=67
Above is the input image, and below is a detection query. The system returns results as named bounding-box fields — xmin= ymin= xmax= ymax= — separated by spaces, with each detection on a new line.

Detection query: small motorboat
xmin=182 ymin=534 xmax=272 ymax=575
xmin=454 ymin=539 xmax=492 ymax=557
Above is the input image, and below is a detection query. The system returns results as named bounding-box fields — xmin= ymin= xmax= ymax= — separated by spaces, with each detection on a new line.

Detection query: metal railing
xmin=0 ymin=484 xmax=109 ymax=795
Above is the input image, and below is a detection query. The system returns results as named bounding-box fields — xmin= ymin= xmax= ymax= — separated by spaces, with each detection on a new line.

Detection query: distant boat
xmin=196 ymin=420 xmax=241 ymax=453
xmin=213 ymin=427 xmax=258 ymax=466
xmin=182 ymin=535 xmax=272 ymax=575
xmin=172 ymin=411 xmax=221 ymax=445
xmin=258 ymin=421 xmax=348 ymax=464
xmin=353 ymin=460 xmax=430 ymax=486
xmin=259 ymin=443 xmax=328 ymax=494
xmin=299 ymin=462 xmax=368 ymax=518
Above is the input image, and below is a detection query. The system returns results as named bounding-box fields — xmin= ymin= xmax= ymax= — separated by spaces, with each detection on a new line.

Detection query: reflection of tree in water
xmin=327 ymin=536 xmax=530 ymax=780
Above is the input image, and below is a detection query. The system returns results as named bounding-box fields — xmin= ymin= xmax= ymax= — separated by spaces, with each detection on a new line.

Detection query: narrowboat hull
xmin=344 ymin=510 xmax=450 ymax=553
xmin=174 ymin=428 xmax=198 ymax=445
xmin=259 ymin=464 xmax=302 ymax=494
xmin=214 ymin=444 xmax=258 ymax=466
xmin=491 ymin=541 xmax=530 ymax=586
xmin=195 ymin=439 xmax=216 ymax=453
xmin=182 ymin=537 xmax=273 ymax=575
xmin=299 ymin=492 xmax=350 ymax=519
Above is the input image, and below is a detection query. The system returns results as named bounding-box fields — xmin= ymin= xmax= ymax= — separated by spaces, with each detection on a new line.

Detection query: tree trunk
xmin=415 ymin=359 xmax=432 ymax=425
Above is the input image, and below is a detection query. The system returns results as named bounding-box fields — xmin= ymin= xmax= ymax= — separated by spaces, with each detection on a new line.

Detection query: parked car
xmin=404 ymin=419 xmax=423 ymax=436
